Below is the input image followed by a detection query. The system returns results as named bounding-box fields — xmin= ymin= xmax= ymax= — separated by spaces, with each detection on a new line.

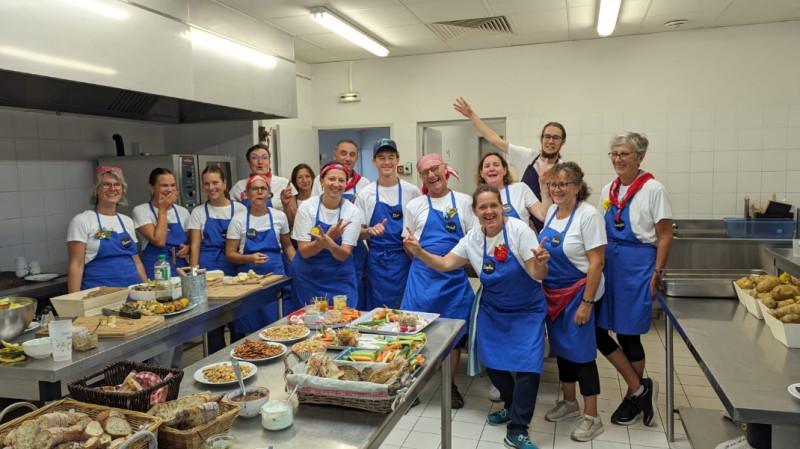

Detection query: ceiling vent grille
xmin=107 ymin=90 xmax=159 ymax=114
xmin=427 ymin=16 xmax=514 ymax=40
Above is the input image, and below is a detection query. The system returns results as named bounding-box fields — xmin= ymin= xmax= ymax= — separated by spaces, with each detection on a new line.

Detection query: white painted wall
xmin=301 ymin=21 xmax=800 ymax=217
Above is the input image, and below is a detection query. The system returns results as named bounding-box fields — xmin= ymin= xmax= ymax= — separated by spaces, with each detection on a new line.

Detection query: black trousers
xmin=485 ymin=368 xmax=541 ymax=435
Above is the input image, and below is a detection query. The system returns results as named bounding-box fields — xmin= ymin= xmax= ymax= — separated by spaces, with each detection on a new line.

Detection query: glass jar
xmin=72 ymin=328 xmax=98 ymax=351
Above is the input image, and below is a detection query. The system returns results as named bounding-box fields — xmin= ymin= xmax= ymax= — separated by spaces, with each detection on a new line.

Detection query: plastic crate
xmin=723 ymin=218 xmax=795 ymax=239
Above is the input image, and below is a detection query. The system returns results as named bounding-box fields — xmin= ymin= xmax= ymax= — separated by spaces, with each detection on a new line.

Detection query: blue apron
xmin=82 ymin=208 xmax=142 ymax=290
xmin=292 ymin=198 xmax=359 ymax=308
xmin=231 ymin=210 xmax=287 ymax=333
xmin=596 ymin=202 xmax=656 ymax=335
xmin=540 ymin=205 xmax=597 ymax=364
xmin=365 ymin=184 xmax=409 ymax=310
xmin=521 ymin=155 xmax=544 ymax=232
xmin=501 ymin=185 xmax=521 ymax=219
xmin=343 ymin=185 xmax=367 ymax=309
xmin=199 ymin=202 xmax=237 ymax=275
xmin=401 ymin=192 xmax=472 ymax=340
xmin=468 ymin=222 xmax=546 ymax=374
xmin=140 ymin=204 xmax=188 ymax=279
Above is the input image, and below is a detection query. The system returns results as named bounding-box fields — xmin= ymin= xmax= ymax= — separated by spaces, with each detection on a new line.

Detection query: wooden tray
xmin=36 ymin=315 xmax=164 ymax=339
xmin=206 ymin=274 xmax=284 ymax=301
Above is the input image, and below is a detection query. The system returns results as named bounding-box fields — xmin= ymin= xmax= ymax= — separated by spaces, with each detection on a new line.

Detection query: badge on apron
xmin=246 ymin=228 xmax=258 ymax=239
xmin=445 ymin=221 xmax=457 ymax=233
xmin=120 ymin=236 xmax=133 ymax=249
xmin=221 ymin=230 xmax=228 ymax=239
xmin=614 ymin=219 xmax=626 ymax=231
xmin=502 ymin=203 xmax=513 ymax=214
xmin=550 ymin=234 xmax=562 ymax=247
xmin=391 ymin=210 xmax=402 ymax=220
xmin=482 ymin=260 xmax=496 ymax=274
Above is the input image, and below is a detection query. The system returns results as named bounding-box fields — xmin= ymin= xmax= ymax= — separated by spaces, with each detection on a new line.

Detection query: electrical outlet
xmin=403 ymin=162 xmax=412 ymax=175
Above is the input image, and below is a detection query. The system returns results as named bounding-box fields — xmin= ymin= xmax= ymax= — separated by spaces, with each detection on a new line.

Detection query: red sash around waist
xmin=543 ymin=278 xmax=587 ymax=321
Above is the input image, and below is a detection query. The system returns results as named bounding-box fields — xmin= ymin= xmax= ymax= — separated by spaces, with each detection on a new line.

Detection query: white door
xmin=423 ymin=127 xmax=442 ymax=156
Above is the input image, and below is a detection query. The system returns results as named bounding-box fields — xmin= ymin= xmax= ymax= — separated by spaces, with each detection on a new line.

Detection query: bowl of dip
xmin=226 ymin=385 xmax=269 ymax=418
xmin=203 ymin=433 xmax=235 ymax=449
xmin=260 ymin=400 xmax=293 ymax=430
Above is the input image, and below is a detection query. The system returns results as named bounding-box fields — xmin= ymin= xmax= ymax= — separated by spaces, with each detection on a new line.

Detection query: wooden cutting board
xmin=206 ymin=274 xmax=285 ymax=301
xmin=36 ymin=315 xmax=165 ymax=339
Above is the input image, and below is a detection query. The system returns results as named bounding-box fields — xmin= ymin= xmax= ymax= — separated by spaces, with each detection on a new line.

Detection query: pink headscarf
xmin=246 ymin=174 xmax=270 ymax=189
xmin=94 ymin=166 xmax=123 ymax=180
xmin=416 ymin=153 xmax=460 ymax=180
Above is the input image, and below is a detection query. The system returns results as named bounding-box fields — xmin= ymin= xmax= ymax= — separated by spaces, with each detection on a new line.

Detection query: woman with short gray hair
xmin=595 ymin=131 xmax=673 ymax=428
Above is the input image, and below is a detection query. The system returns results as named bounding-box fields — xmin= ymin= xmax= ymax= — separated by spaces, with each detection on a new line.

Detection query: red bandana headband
xmin=95 ymin=166 xmax=123 ymax=180
xmin=320 ymin=163 xmax=350 ymax=179
xmin=246 ymin=174 xmax=270 ymax=190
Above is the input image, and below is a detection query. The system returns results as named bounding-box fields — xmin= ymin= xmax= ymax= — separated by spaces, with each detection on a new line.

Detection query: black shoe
xmin=410 ymin=396 xmax=421 ymax=408
xmin=610 ymin=396 xmax=640 ymax=425
xmin=636 ymin=377 xmax=658 ymax=426
xmin=451 ymin=384 xmax=464 ymax=409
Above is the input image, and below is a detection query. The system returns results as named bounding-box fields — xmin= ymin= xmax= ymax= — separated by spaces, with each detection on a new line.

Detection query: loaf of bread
xmin=178 ymin=402 xmax=219 ymax=430
xmin=80 ymin=421 xmax=103 ymax=441
xmin=146 ymin=392 xmax=212 ymax=427
xmin=103 ymin=416 xmax=131 ymax=438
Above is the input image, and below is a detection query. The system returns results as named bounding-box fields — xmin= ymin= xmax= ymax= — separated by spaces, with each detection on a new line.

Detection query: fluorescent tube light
xmin=597 ymin=0 xmax=622 ymax=37
xmin=310 ymin=6 xmax=389 ymax=57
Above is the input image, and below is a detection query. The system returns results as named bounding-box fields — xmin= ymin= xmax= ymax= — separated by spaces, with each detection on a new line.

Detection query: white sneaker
xmin=489 ymin=385 xmax=501 ymax=402
xmin=544 ymin=399 xmax=580 ymax=422
xmin=571 ymin=414 xmax=604 ymax=442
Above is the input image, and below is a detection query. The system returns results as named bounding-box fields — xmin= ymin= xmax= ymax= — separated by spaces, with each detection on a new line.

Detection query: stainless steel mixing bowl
xmin=0 ymin=297 xmax=37 ymax=341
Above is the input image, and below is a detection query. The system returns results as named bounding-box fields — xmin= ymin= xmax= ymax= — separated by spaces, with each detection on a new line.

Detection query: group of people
xmin=65 ymin=97 xmax=673 ymax=449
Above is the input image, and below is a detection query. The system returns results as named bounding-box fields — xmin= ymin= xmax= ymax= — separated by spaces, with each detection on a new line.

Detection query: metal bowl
xmin=0 ymin=297 xmax=37 ymax=341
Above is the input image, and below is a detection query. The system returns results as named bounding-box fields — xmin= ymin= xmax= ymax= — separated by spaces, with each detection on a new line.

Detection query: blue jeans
xmin=486 ymin=368 xmax=541 ymax=435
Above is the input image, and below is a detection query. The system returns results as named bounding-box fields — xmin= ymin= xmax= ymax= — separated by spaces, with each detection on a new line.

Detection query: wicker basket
xmin=283 ymin=351 xmax=409 ymax=413
xmin=0 ymin=398 xmax=162 ymax=449
xmin=68 ymin=360 xmax=184 ymax=412
xmin=154 ymin=400 xmax=240 ymax=449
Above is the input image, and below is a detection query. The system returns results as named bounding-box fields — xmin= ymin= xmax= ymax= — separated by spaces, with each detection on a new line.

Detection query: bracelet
xmin=582 ymin=299 xmax=594 ymax=306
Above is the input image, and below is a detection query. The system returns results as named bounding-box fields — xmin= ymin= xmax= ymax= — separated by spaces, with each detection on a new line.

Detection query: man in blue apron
xmin=357 ymin=139 xmax=421 ymax=310
xmin=454 ymin=97 xmax=565 ymax=232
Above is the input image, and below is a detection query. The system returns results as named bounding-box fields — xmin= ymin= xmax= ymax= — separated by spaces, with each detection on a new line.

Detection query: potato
xmin=735 ymin=277 xmax=755 ymax=289
xmin=757 ymin=276 xmax=781 ymax=293
xmin=759 ymin=297 xmax=777 ymax=309
xmin=779 ymin=314 xmax=800 ymax=324
xmin=756 ymin=292 xmax=773 ymax=301
xmin=770 ymin=284 xmax=797 ymax=300
xmin=777 ymin=299 xmax=796 ymax=308
xmin=775 ymin=303 xmax=800 ymax=318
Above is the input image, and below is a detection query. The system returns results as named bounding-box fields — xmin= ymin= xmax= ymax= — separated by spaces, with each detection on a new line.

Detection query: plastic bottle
xmin=154 ymin=254 xmax=172 ymax=301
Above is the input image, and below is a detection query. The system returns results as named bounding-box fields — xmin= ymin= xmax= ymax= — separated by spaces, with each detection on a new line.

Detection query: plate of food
xmin=351 ymin=308 xmax=439 ymax=335
xmin=194 ymin=361 xmax=257 ymax=385
xmin=121 ymin=298 xmax=195 ymax=316
xmin=259 ymin=324 xmax=310 ymax=343
xmin=230 ymin=340 xmax=287 ymax=362
xmin=286 ymin=306 xmax=361 ymax=329
xmin=789 ymin=383 xmax=800 ymax=400
xmin=335 ymin=347 xmax=427 ymax=371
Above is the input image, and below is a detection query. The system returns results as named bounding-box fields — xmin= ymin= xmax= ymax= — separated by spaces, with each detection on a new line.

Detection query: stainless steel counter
xmin=178 ymin=318 xmax=466 ymax=449
xmin=0 ymin=278 xmax=290 ymax=402
xmin=0 ymin=275 xmax=67 ymax=301
xmin=767 ymin=248 xmax=800 ymax=278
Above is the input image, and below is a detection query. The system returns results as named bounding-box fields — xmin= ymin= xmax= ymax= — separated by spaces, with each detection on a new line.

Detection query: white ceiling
xmin=218 ymin=0 xmax=800 ymax=64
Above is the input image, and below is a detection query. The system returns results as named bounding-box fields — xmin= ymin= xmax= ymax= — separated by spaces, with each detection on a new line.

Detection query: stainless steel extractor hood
xmin=0 ymin=0 xmax=298 ymax=123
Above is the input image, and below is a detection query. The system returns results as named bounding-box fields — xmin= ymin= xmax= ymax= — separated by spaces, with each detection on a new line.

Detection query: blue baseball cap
xmin=372 ymin=138 xmax=398 ymax=156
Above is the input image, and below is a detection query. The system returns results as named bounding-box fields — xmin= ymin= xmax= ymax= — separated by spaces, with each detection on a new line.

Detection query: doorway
xmin=317 ymin=127 xmax=391 ymax=181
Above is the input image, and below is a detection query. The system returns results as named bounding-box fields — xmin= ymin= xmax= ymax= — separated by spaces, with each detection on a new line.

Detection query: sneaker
xmin=544 ymin=399 xmax=580 ymax=422
xmin=635 ymin=377 xmax=658 ymax=426
xmin=489 ymin=384 xmax=501 ymax=402
xmin=571 ymin=414 xmax=604 ymax=442
xmin=487 ymin=408 xmax=510 ymax=425
xmin=610 ymin=396 xmax=640 ymax=425
xmin=503 ymin=433 xmax=539 ymax=449
xmin=451 ymin=384 xmax=464 ymax=409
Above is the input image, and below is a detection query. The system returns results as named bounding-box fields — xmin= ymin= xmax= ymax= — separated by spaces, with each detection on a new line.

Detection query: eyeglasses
xmin=100 ymin=182 xmax=122 ymax=190
xmin=249 ymin=186 xmax=269 ymax=192
xmin=547 ymin=182 xmax=575 ymax=191
xmin=607 ymin=151 xmax=634 ymax=160
xmin=249 ymin=155 xmax=270 ymax=162
xmin=542 ymin=134 xmax=563 ymax=142
xmin=418 ymin=164 xmax=442 ymax=177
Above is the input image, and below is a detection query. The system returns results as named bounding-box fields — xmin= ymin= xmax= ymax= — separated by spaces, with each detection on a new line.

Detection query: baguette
xmin=94 ymin=411 xmax=123 ymax=429
xmin=82 ymin=421 xmax=103 ymax=440
xmin=33 ymin=426 xmax=83 ymax=449
xmin=12 ymin=420 xmax=40 ymax=449
xmin=53 ymin=443 xmax=82 ymax=449
xmin=102 ymin=417 xmax=131 ymax=438
xmin=3 ymin=429 xmax=15 ymax=448
xmin=81 ymin=437 xmax=99 ymax=449
xmin=119 ymin=372 xmax=143 ymax=393
xmin=178 ymin=402 xmax=219 ymax=430
xmin=107 ymin=438 xmax=125 ymax=449
xmin=35 ymin=413 xmax=71 ymax=431
xmin=98 ymin=434 xmax=112 ymax=448
xmin=67 ymin=413 xmax=89 ymax=427
xmin=146 ymin=392 xmax=212 ymax=426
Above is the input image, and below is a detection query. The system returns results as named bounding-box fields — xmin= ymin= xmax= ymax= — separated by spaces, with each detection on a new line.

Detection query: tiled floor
xmin=179 ymin=318 xmax=722 ymax=449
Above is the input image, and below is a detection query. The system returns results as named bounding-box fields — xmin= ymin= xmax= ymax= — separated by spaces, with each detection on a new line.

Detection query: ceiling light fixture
xmin=310 ymin=6 xmax=389 ymax=57
xmin=664 ymin=19 xmax=689 ymax=28
xmin=597 ymin=0 xmax=622 ymax=37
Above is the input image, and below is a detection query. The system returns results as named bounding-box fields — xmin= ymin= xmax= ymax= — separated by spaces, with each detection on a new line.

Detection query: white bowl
xmin=226 ymin=385 xmax=270 ymax=418
xmin=22 ymin=337 xmax=51 ymax=359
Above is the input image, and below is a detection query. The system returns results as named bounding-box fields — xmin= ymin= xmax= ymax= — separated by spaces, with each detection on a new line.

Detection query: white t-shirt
xmin=230 ymin=175 xmax=295 ymax=211
xmin=67 ymin=210 xmax=138 ymax=264
xmin=311 ymin=174 xmax=371 ymax=198
xmin=356 ymin=180 xmax=422 ymax=225
xmin=451 ymin=217 xmax=542 ymax=282
xmin=402 ymin=190 xmax=478 ymax=241
xmin=500 ymin=182 xmax=539 ymax=225
xmin=598 ymin=176 xmax=673 ymax=245
xmin=291 ymin=196 xmax=364 ymax=247
xmin=227 ymin=208 xmax=290 ymax=253
xmin=132 ymin=203 xmax=190 ymax=251
xmin=186 ymin=201 xmax=248 ymax=233
xmin=543 ymin=202 xmax=607 ymax=300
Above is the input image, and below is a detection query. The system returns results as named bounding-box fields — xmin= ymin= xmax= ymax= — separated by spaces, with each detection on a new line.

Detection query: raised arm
xmin=453 ymin=97 xmax=509 ymax=152
xmin=403 ymin=226 xmax=467 ymax=272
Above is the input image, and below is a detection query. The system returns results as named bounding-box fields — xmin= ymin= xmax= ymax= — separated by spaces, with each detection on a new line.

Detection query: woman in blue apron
xmin=539 ymin=162 xmax=607 ymax=442
xmin=133 ymin=168 xmax=189 ymax=279
xmin=292 ymin=163 xmax=362 ymax=308
xmin=476 ymin=152 xmax=551 ymax=226
xmin=404 ymin=185 xmax=549 ymax=449
xmin=188 ymin=166 xmax=247 ymax=352
xmin=225 ymin=175 xmax=296 ymax=341
xmin=67 ymin=167 xmax=147 ymax=292
xmin=595 ymin=132 xmax=672 ymax=427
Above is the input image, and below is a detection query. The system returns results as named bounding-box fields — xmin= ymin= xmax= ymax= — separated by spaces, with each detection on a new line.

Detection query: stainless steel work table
xmin=179 ymin=317 xmax=466 ymax=449
xmin=0 ymin=278 xmax=290 ymax=402
xmin=657 ymin=294 xmax=800 ymax=448
xmin=768 ymin=248 xmax=800 ymax=279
